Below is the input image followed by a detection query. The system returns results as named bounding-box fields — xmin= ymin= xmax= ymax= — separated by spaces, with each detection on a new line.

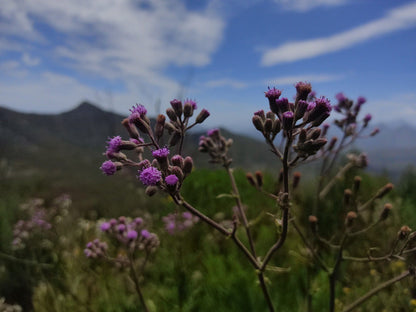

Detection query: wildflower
xmin=152 ymin=147 xmax=170 ymax=160
xmin=141 ymin=229 xmax=150 ymax=238
xmin=265 ymin=87 xmax=282 ymax=107
xmin=282 ymin=111 xmax=294 ymax=130
xmin=127 ymin=230 xmax=138 ymax=240
xmin=165 ymin=174 xmax=179 ymax=185
xmin=100 ymin=222 xmax=111 ymax=232
xmin=139 ymin=167 xmax=162 ymax=186
xmin=106 ymin=136 xmax=123 ymax=153
xmin=195 ymin=109 xmax=210 ymax=124
xmin=129 ymin=104 xmax=147 ymax=117
xmin=100 ymin=160 xmax=117 ymax=176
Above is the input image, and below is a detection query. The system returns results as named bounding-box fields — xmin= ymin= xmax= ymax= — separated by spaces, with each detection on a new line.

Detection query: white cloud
xmin=266 ymin=73 xmax=344 ymax=85
xmin=205 ymin=78 xmax=248 ymax=89
xmin=22 ymin=53 xmax=40 ymax=66
xmin=273 ymin=0 xmax=346 ymax=12
xmin=369 ymin=93 xmax=416 ymax=125
xmin=0 ymin=0 xmax=225 ymax=107
xmin=261 ymin=2 xmax=416 ymax=66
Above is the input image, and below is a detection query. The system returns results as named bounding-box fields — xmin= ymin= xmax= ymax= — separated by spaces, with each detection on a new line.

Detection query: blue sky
xmin=1 ymin=0 xmax=416 ymax=134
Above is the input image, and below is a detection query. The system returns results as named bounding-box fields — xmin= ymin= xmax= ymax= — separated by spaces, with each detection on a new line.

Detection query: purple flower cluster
xmin=199 ymin=129 xmax=234 ymax=165
xmin=100 ymin=98 xmax=210 ymax=196
xmin=92 ymin=216 xmax=159 ymax=252
xmin=12 ymin=195 xmax=70 ymax=250
xmin=162 ymin=212 xmax=199 ymax=235
xmin=84 ymin=239 xmax=108 ymax=258
xmin=254 ymin=83 xmax=333 ymax=159
xmin=333 ymin=93 xmax=376 ymax=138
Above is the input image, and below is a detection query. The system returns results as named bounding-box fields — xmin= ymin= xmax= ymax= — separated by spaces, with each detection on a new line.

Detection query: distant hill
xmin=1 ymin=103 xmax=415 ymax=184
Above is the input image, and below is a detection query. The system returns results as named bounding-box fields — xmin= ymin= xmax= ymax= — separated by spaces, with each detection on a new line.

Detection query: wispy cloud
xmin=266 ymin=73 xmax=344 ymax=86
xmin=205 ymin=78 xmax=248 ymax=89
xmin=370 ymin=93 xmax=416 ymax=124
xmin=0 ymin=0 xmax=225 ymax=106
xmin=261 ymin=2 xmax=416 ymax=66
xmin=273 ymin=0 xmax=346 ymax=12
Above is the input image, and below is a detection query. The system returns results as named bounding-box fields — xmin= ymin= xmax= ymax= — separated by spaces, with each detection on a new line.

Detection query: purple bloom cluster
xmin=139 ymin=166 xmax=162 ymax=186
xmin=100 ymin=160 xmax=117 ymax=176
xmin=12 ymin=195 xmax=70 ymax=250
xmin=106 ymin=136 xmax=123 ymax=153
xmin=199 ymin=128 xmax=234 ymax=165
xmin=84 ymin=239 xmax=108 ymax=258
xmin=333 ymin=93 xmax=376 ymax=137
xmin=152 ymin=147 xmax=170 ymax=159
xmin=162 ymin=212 xmax=199 ymax=235
xmin=85 ymin=216 xmax=159 ymax=262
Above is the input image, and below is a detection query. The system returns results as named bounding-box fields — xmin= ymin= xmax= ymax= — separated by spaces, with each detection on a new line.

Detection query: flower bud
xmin=246 ymin=173 xmax=256 ymax=187
xmin=255 ymin=171 xmax=263 ymax=188
xmin=272 ymin=119 xmax=281 ymax=136
xmin=308 ymin=215 xmax=318 ymax=233
xmin=254 ymin=110 xmax=266 ymax=121
xmin=183 ymin=102 xmax=194 ymax=118
xmin=166 ymin=108 xmax=177 ymax=122
xmin=170 ymin=166 xmax=184 ymax=182
xmin=183 ymin=156 xmax=193 ymax=175
xmin=370 ymin=128 xmax=380 ymax=136
xmin=379 ymin=203 xmax=392 ymax=221
xmin=353 ymin=176 xmax=362 ymax=194
xmin=327 ymin=137 xmax=338 ymax=151
xmin=169 ymin=131 xmax=182 ymax=147
xmin=252 ymin=115 xmax=264 ymax=132
xmin=345 ymin=211 xmax=357 ymax=227
xmin=307 ymin=128 xmax=321 ymax=140
xmin=295 ymin=100 xmax=309 ymax=120
xmin=282 ymin=111 xmax=294 ymax=131
xmin=344 ymin=189 xmax=352 ymax=206
xmin=196 ymin=109 xmax=210 ymax=124
xmin=171 ymin=154 xmax=184 ymax=168
xmin=170 ymin=99 xmax=182 ymax=117
xmin=145 ymin=186 xmax=158 ymax=197
xmin=266 ymin=111 xmax=275 ymax=120
xmin=122 ymin=118 xmax=140 ymax=140
xmin=292 ymin=172 xmax=301 ymax=189
xmin=295 ymin=81 xmax=312 ymax=103
xmin=155 ymin=114 xmax=165 ymax=139
xmin=264 ymin=118 xmax=273 ymax=133
xmin=375 ymin=183 xmax=394 ymax=199
xmin=398 ymin=225 xmax=412 ymax=240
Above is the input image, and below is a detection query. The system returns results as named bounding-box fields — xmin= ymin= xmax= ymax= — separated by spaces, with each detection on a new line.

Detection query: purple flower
xmin=254 ymin=110 xmax=265 ymax=118
xmin=139 ymin=167 xmax=162 ymax=186
xmin=207 ymin=128 xmax=219 ymax=137
xmin=184 ymin=99 xmax=197 ymax=110
xmin=106 ymin=136 xmax=122 ymax=153
xmin=264 ymin=87 xmax=282 ymax=106
xmin=100 ymin=222 xmax=111 ymax=232
xmin=165 ymin=174 xmax=179 ymax=185
xmin=183 ymin=212 xmax=192 ymax=219
xmin=117 ymin=224 xmax=126 ymax=232
xmin=100 ymin=160 xmax=117 ymax=176
xmin=129 ymin=138 xmax=144 ymax=145
xmin=134 ymin=217 xmax=143 ymax=225
xmin=130 ymin=104 xmax=147 ymax=117
xmin=335 ymin=93 xmax=347 ymax=103
xmin=282 ymin=111 xmax=294 ymax=130
xmin=307 ymin=97 xmax=331 ymax=125
xmin=126 ymin=230 xmax=138 ymax=240
xmin=141 ymin=229 xmax=150 ymax=238
xmin=357 ymin=96 xmax=366 ymax=106
xmin=196 ymin=109 xmax=210 ymax=124
xmin=152 ymin=147 xmax=170 ymax=159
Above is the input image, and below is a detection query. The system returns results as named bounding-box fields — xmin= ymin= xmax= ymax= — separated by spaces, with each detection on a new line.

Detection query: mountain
xmin=1 ymin=103 xmax=415 ymax=186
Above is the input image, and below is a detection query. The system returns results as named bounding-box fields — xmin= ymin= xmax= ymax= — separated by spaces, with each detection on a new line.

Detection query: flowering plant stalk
xmin=99 ymin=83 xmax=416 ymax=311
